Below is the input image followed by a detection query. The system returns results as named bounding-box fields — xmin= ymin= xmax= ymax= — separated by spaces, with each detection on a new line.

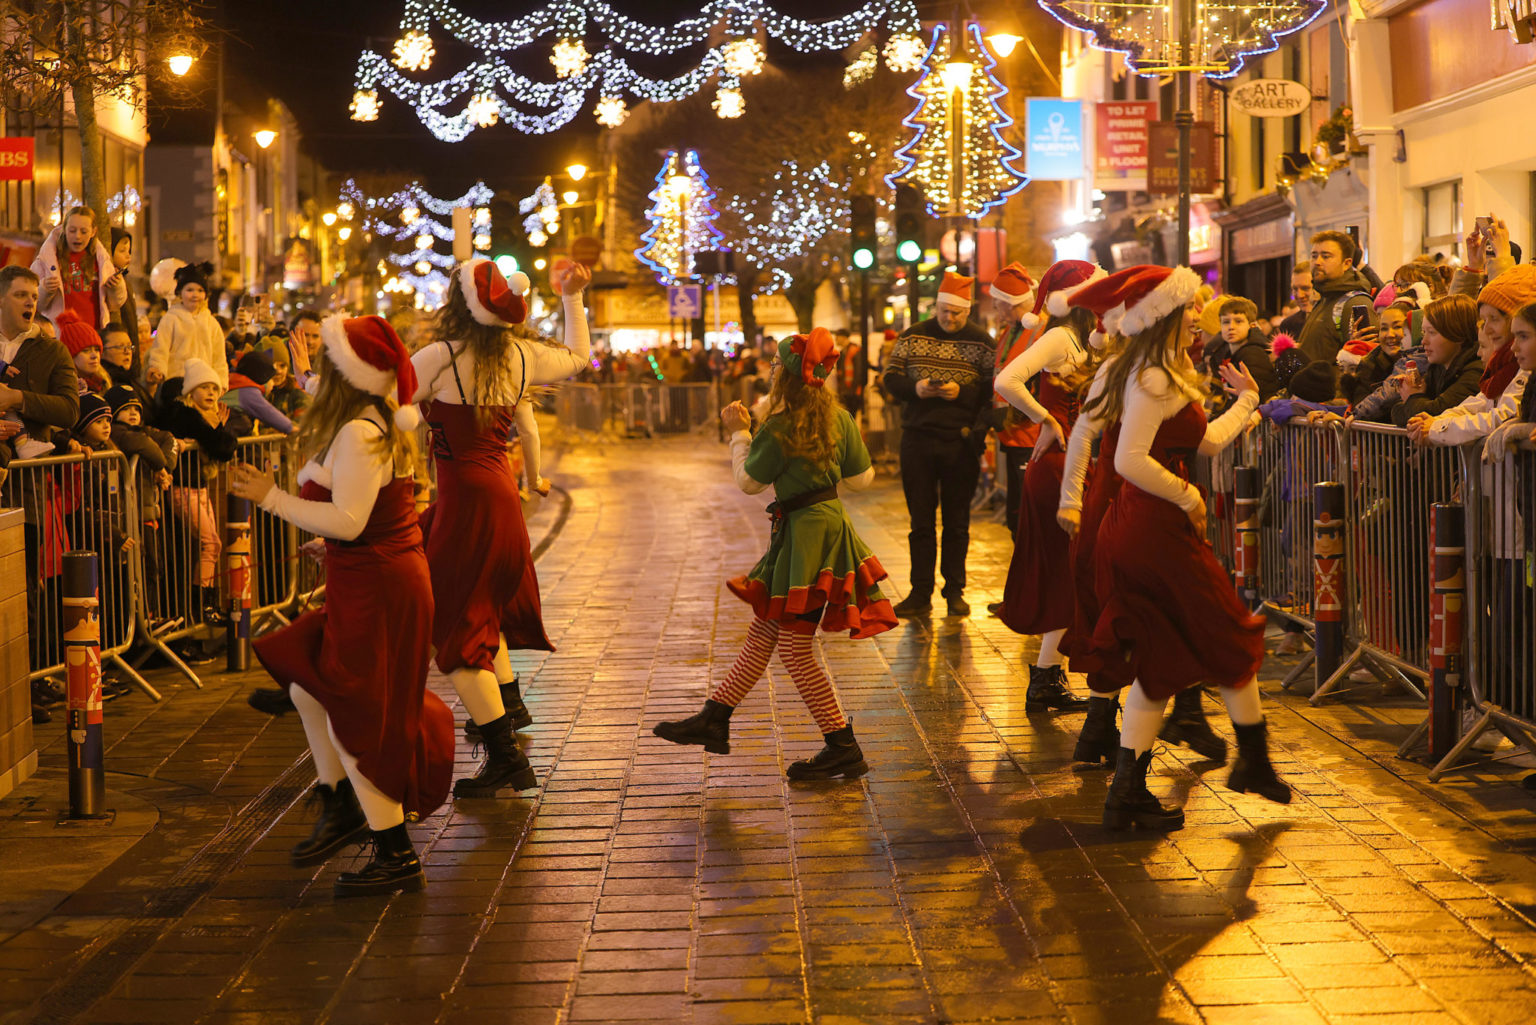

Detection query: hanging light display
xmin=843 ymin=43 xmax=877 ymax=89
xmin=724 ymin=159 xmax=848 ymax=295
xmin=636 ymin=149 xmax=723 ymax=285
xmin=886 ymin=23 xmax=1028 ymax=220
xmin=354 ymin=0 xmax=923 ymax=140
xmin=713 ymin=85 xmax=745 ymax=119
xmin=520 ymin=178 xmax=561 ymax=246
xmin=1039 ymin=0 xmax=1326 ymax=78
xmin=339 ymin=178 xmax=495 ymax=307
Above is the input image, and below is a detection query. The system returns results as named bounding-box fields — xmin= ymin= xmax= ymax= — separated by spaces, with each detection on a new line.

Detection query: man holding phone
xmin=1453 ymin=215 xmax=1519 ymax=298
xmin=1298 ymin=230 xmax=1377 ymax=363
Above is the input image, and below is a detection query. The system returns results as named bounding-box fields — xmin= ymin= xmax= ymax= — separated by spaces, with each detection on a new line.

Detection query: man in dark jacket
xmin=0 ymin=266 xmax=80 ymax=454
xmin=881 ymin=272 xmax=995 ymax=618
xmin=1298 ymin=231 xmax=1377 ymax=363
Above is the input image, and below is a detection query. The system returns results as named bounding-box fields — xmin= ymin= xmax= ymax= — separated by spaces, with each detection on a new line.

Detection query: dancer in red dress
xmin=994 ymin=261 xmax=1103 ymax=711
xmin=234 ymin=315 xmax=452 ymax=897
xmin=411 ymin=257 xmax=592 ymax=797
xmin=1063 ymin=266 xmax=1289 ymax=831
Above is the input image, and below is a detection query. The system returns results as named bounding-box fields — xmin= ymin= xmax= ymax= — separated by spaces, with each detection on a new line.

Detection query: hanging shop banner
xmin=0 ymin=137 xmax=35 ymax=182
xmin=1229 ymin=79 xmax=1312 ymax=118
xmin=1025 ymin=99 xmax=1086 ymax=181
xmin=1094 ymin=101 xmax=1157 ymax=191
xmin=1148 ymin=121 xmax=1218 ymax=195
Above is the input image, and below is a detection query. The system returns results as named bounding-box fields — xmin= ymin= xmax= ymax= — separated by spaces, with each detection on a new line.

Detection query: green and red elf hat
xmin=778 ymin=327 xmax=840 ymax=387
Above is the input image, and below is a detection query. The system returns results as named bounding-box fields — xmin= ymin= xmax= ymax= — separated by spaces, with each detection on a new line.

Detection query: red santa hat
xmin=988 ymin=262 xmax=1036 ymax=308
xmin=935 ymin=271 xmax=975 ymax=310
xmin=320 ymin=314 xmax=421 ymax=430
xmin=1020 ymin=260 xmax=1106 ymax=331
xmin=1064 ymin=264 xmax=1203 ymax=345
xmin=458 ymin=257 xmax=531 ymax=327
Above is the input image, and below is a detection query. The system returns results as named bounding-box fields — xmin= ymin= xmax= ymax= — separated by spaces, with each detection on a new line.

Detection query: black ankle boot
xmin=653 ymin=699 xmax=733 ymax=754
xmin=334 ymin=823 xmax=424 ymax=898
xmin=465 ymin=676 xmax=532 ymax=739
xmin=201 ymin=586 xmax=229 ymax=626
xmin=1159 ymin=687 xmax=1229 ymax=764
xmin=1026 ymin=665 xmax=1091 ymax=712
xmin=786 ymin=724 xmax=869 ymax=781
xmin=1073 ymin=696 xmax=1121 ymax=764
xmin=248 ymin=686 xmax=296 ymax=717
xmin=453 ymin=714 xmax=538 ymax=798
xmin=1103 ymin=747 xmax=1185 ymax=832
xmin=291 ymin=779 xmax=368 ymax=867
xmin=1226 ymin=720 xmax=1292 ymax=804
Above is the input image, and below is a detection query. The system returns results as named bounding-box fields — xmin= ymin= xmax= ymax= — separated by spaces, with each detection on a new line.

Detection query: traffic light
xmin=894 ymin=183 xmax=925 ymax=264
xmin=849 ymin=194 xmax=877 ymax=271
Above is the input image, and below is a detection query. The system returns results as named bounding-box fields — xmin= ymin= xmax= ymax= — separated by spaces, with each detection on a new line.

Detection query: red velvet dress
xmin=999 ymin=372 xmax=1080 ymax=635
xmin=253 ymin=476 xmax=453 ymax=819
xmin=1061 ymin=423 xmax=1135 ymax=695
xmin=1086 ymin=401 xmax=1265 ymax=699
xmin=421 ymin=400 xmax=552 ymax=676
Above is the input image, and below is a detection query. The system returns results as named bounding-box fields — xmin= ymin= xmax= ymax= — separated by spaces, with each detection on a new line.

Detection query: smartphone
xmin=1351 ymin=305 xmax=1370 ymax=332
xmin=1475 ymin=216 xmax=1492 ymax=232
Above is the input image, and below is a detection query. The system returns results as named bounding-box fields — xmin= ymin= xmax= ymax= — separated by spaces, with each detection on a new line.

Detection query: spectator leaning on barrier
xmin=287 ymin=311 xmax=323 ymax=391
xmin=222 ymin=349 xmax=294 ymax=435
xmin=258 ymin=335 xmax=308 ymax=420
xmin=159 ymin=357 xmax=239 ymax=627
xmin=0 ymin=266 xmax=81 ymax=458
xmin=147 ymin=262 xmax=228 ymax=390
xmin=881 ymin=271 xmax=995 ymax=618
xmin=30 ymin=206 xmax=126 ymax=331
xmin=1298 ymin=231 xmax=1377 ymax=364
xmin=1345 ymin=302 xmax=1414 ymax=403
xmin=1483 ymin=302 xmax=1536 ymax=461
xmin=1352 ymin=294 xmax=1482 ymax=427
xmin=1211 ymin=296 xmax=1282 ymax=404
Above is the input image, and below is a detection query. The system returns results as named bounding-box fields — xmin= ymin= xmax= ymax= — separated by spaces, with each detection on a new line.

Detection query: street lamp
xmin=566 ymin=163 xmax=588 ymax=182
xmin=337 ymin=226 xmax=352 ymax=242
xmin=561 ymin=189 xmax=579 ymax=206
xmin=322 ymin=211 xmax=337 ymax=226
xmin=986 ymin=33 xmax=1021 ymax=57
xmin=167 ymin=52 xmax=196 ymax=76
xmin=253 ymin=130 xmax=277 ymax=149
xmin=940 ymin=60 xmax=975 ymax=91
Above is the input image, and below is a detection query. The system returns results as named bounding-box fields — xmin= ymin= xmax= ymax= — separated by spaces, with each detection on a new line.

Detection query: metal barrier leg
xmin=1280 ymin=649 xmax=1316 ymax=691
xmin=226 ymin=495 xmax=252 ymax=673
xmin=106 ymin=651 xmax=160 ymax=702
xmin=1312 ymin=482 xmax=1346 ymax=690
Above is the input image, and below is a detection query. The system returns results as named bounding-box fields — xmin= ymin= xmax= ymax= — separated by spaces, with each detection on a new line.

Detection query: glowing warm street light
xmin=566 ymin=163 xmax=588 ymax=181
xmin=167 ymin=53 xmax=195 ymax=76
xmin=940 ymin=60 xmax=975 ymax=91
xmin=253 ymin=130 xmax=277 ymax=149
xmin=534 ymin=258 xmax=547 ymax=270
xmin=337 ymin=226 xmax=352 ymax=241
xmin=562 ymin=189 xmax=579 ymax=205
xmin=987 ymin=33 xmax=1021 ymax=57
xmin=322 ymin=211 xmax=337 ymax=226
xmin=665 ymin=174 xmax=692 ymax=199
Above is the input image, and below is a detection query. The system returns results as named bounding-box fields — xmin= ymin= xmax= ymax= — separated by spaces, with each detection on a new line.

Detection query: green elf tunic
xmin=726 ymin=407 xmax=898 ymax=639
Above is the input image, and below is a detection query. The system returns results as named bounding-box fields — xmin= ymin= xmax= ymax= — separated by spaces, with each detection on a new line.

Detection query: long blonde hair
xmin=764 ymin=364 xmax=838 ymax=470
xmin=296 ymin=349 xmax=412 ymax=476
xmin=1081 ymin=307 xmax=1204 ymax=426
xmin=430 ymin=266 xmax=522 ymax=426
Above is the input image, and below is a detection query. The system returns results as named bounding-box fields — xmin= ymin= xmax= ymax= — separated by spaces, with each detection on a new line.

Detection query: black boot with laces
xmin=291 ymin=779 xmax=367 ymax=867
xmin=653 ymin=699 xmax=733 ymax=754
xmin=1103 ymin=747 xmax=1185 ymax=832
xmin=786 ymin=725 xmax=869 ymax=781
xmin=453 ymin=714 xmax=537 ymax=798
xmin=464 ymin=674 xmax=532 ymax=739
xmin=334 ymin=823 xmax=424 ymax=898
xmin=1026 ymin=665 xmax=1090 ymax=712
xmin=1159 ymin=687 xmax=1228 ymax=764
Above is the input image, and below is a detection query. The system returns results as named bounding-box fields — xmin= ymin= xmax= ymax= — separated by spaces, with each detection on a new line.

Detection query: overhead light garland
xmin=725 ymin=159 xmax=849 ymax=295
xmin=886 ymin=23 xmax=1028 ymax=220
xmin=843 ymin=43 xmax=877 ymax=88
xmin=520 ymin=178 xmax=561 ymax=246
xmin=1039 ymin=0 xmax=1326 ymax=78
xmin=636 ymin=149 xmax=723 ymax=286
xmin=353 ymin=0 xmax=923 ymax=139
xmin=339 ymin=178 xmax=495 ymax=308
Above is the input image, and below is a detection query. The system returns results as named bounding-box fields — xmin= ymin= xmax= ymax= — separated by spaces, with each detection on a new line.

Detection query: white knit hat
xmin=181 ymin=357 xmax=221 ymax=395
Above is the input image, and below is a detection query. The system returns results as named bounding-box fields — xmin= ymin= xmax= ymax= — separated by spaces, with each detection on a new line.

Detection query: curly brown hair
xmin=763 ymin=362 xmax=839 ymax=470
xmin=429 ymin=266 xmax=524 ymax=426
xmin=296 ymin=349 xmax=413 ymax=477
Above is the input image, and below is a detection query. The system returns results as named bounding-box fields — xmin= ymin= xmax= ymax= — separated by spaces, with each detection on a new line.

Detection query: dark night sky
xmin=211 ymin=0 xmax=903 ymax=197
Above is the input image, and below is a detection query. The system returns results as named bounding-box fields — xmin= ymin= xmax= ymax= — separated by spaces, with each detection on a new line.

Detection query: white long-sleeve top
xmin=1426 ymin=371 xmax=1528 ymax=446
xmin=1059 ymin=356 xmax=1117 ymax=513
xmin=411 ymin=293 xmax=590 ymax=406
xmin=994 ymin=326 xmax=1087 ymax=424
xmin=149 ymin=305 xmax=229 ymax=388
xmin=1115 ymin=365 xmax=1258 ymax=513
xmin=259 ymin=413 xmax=397 ymax=541
xmin=515 ymin=401 xmax=541 ymax=484
xmin=728 ymin=430 xmax=875 ymax=495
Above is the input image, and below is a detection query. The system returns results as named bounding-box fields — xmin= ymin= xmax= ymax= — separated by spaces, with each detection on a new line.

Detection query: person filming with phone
xmin=1454 ymin=214 xmax=1520 ymax=297
xmin=1297 ymin=230 xmax=1377 ymax=364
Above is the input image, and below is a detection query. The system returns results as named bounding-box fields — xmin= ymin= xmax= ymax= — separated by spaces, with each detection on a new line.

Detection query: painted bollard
xmin=1234 ymin=466 xmax=1260 ymax=607
xmin=1313 ymin=482 xmax=1345 ymax=689
xmin=1429 ymin=503 xmax=1466 ymax=760
xmin=226 ymin=494 xmax=252 ymax=672
xmin=63 ymin=552 xmax=106 ymax=818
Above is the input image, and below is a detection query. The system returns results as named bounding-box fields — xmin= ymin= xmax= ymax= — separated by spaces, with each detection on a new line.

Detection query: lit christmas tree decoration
xmin=352 ymin=0 xmax=922 ymax=139
xmin=843 ymin=44 xmax=877 ymax=88
xmin=886 ymin=23 xmax=1028 ymax=219
xmin=338 ymin=178 xmax=494 ymax=307
xmin=1039 ymin=0 xmax=1326 ymax=77
xmin=349 ymin=88 xmax=381 ymax=122
xmin=636 ymin=149 xmax=724 ymax=285
xmin=713 ymin=85 xmax=745 ymax=119
xmin=392 ymin=30 xmax=435 ymax=71
xmin=521 ymin=179 xmax=561 ymax=245
xmin=724 ymin=159 xmax=848 ymax=294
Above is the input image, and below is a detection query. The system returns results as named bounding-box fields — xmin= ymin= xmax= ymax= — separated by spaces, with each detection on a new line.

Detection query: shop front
xmin=1218 ymin=192 xmax=1296 ymax=316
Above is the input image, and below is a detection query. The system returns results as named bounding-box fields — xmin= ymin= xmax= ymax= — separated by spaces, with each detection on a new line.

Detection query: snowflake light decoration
xmin=722 ymin=38 xmax=766 ymax=77
xmin=551 ymin=37 xmax=590 ymax=78
xmin=349 ymin=88 xmax=381 ymax=122
xmin=713 ymin=86 xmax=745 ymax=119
xmin=392 ymin=30 xmax=435 ymax=71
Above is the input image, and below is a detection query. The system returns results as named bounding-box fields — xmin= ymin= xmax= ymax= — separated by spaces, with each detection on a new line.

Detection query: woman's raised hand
xmin=720 ymin=401 xmax=751 ymax=434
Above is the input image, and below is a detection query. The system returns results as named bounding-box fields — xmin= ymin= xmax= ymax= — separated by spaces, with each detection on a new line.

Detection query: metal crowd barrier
xmin=1197 ymin=426 xmax=1256 ymax=574
xmin=555 ymin=381 xmax=722 ymax=438
xmin=0 ymin=450 xmax=157 ymax=699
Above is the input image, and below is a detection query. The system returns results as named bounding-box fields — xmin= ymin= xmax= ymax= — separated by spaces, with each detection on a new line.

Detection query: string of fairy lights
xmin=351 ymin=0 xmax=925 ymax=140
xmin=339 ymin=179 xmax=494 ymax=308
xmin=726 ymin=160 xmax=848 ymax=294
xmin=635 ymin=149 xmax=724 ymax=286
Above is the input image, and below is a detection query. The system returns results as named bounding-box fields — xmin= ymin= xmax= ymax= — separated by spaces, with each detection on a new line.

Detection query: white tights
xmin=1035 ymin=629 xmax=1066 ymax=669
xmin=492 ymin=634 xmax=516 ymax=686
xmin=1118 ymin=677 xmax=1265 ymax=756
xmin=290 ymin=684 xmax=404 ymax=830
xmin=451 ymin=667 xmax=505 ymax=725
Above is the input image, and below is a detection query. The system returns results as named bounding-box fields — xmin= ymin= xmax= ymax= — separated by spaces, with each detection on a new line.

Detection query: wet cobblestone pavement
xmin=4 ymin=432 xmax=1536 ymax=1024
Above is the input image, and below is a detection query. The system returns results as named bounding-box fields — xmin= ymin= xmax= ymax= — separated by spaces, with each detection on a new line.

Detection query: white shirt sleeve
xmin=1114 ymin=369 xmax=1200 ymax=512
xmin=1428 ymin=372 xmax=1526 ymax=445
xmin=843 ymin=465 xmax=876 ymax=492
xmin=729 ymin=429 xmax=770 ymax=495
xmin=994 ymin=327 xmax=1079 ymax=424
xmin=1059 ymin=360 xmax=1112 ymax=512
xmin=1198 ymin=388 xmax=1260 ymax=455
xmin=515 ymin=402 xmax=541 ymax=484
xmin=258 ymin=420 xmax=392 ymax=540
xmin=410 ymin=341 xmax=452 ymax=405
xmin=523 ymin=294 xmax=592 ymax=386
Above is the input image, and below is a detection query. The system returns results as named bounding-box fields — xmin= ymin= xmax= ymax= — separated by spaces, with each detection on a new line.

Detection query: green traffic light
xmin=897 ymin=239 xmax=922 ymax=263
xmin=852 ymin=248 xmax=875 ymax=270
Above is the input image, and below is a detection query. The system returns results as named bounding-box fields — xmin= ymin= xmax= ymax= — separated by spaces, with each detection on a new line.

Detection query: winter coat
xmin=1297 ymin=268 xmax=1377 ymax=364
xmin=1393 ymin=346 xmax=1485 ymax=426
xmin=220 ymin=375 xmax=294 ymax=435
xmin=159 ymin=400 xmax=238 ymax=486
xmin=1207 ymin=327 xmax=1282 ymax=406
xmin=111 ymin=421 xmax=177 ymax=522
xmin=148 ymin=306 xmax=229 ymax=388
xmin=30 ymin=226 xmax=127 ymax=330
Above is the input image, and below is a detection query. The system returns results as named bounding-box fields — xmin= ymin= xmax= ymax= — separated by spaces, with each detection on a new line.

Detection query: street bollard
xmin=1313 ymin=482 xmax=1346 ymax=690
xmin=226 ymin=494 xmax=253 ymax=673
xmin=1428 ymin=503 xmax=1466 ymax=761
xmin=1233 ymin=465 xmax=1260 ymax=608
xmin=62 ymin=551 xmax=107 ymax=818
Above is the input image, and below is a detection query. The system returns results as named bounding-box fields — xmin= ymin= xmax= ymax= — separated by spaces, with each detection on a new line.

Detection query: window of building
xmin=1421 ymin=180 xmax=1462 ymax=259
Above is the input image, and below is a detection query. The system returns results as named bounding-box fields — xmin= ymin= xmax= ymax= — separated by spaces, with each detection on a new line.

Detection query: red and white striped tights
xmin=709 ymin=617 xmax=847 ymax=734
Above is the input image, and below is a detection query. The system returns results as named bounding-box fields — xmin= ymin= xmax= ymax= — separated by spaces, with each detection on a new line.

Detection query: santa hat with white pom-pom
xmin=1062 ymin=264 xmax=1203 ymax=349
xmin=319 ymin=314 xmax=421 ymax=431
xmin=458 ymin=257 xmax=530 ymax=326
xmin=1019 ymin=260 xmax=1105 ymax=331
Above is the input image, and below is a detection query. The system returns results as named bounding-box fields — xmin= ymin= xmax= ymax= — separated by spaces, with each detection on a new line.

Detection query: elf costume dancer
xmin=652 ymin=329 xmax=897 ymax=779
xmin=234 ymin=315 xmax=453 ymax=897
xmin=1066 ymin=266 xmax=1288 ymax=830
xmin=412 ymin=258 xmax=592 ymax=797
xmin=994 ymin=260 xmax=1103 ymax=712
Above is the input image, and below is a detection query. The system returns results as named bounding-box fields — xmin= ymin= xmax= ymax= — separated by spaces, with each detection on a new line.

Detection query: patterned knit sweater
xmin=882 ymin=316 xmax=996 ymax=442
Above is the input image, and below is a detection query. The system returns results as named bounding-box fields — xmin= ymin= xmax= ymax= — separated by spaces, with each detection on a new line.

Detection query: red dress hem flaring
xmin=726 ymin=554 xmax=898 ymax=640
